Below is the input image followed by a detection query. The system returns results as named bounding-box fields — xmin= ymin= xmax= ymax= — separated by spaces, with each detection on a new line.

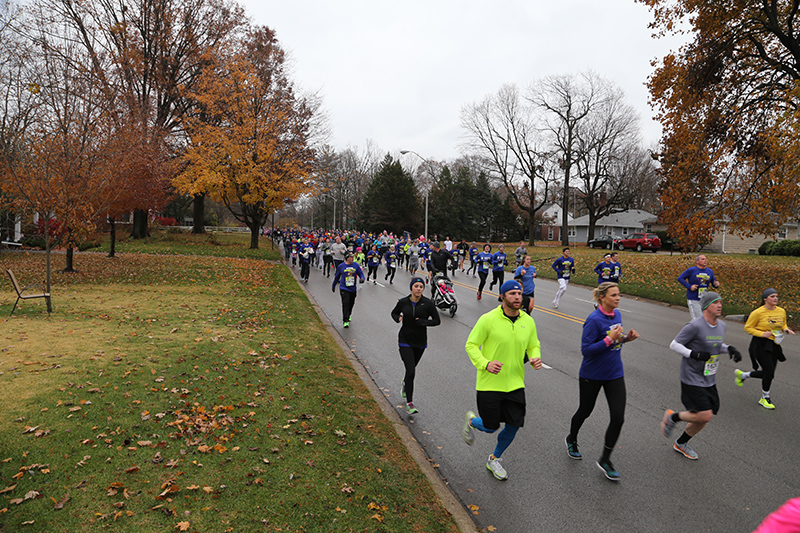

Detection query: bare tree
xmin=571 ymin=82 xmax=643 ymax=239
xmin=460 ymin=84 xmax=554 ymax=245
xmin=528 ymin=72 xmax=607 ymax=246
xmin=309 ymin=142 xmax=380 ymax=230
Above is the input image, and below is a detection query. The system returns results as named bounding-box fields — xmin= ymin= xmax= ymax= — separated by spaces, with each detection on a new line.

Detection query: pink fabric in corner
xmin=754 ymin=498 xmax=800 ymax=533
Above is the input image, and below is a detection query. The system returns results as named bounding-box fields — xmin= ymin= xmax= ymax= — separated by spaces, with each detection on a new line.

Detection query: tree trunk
xmin=192 ymin=193 xmax=206 ymax=234
xmin=528 ymin=208 xmax=537 ymax=247
xmin=561 ymin=177 xmax=571 ymax=246
xmin=108 ymin=216 xmax=116 ymax=258
xmin=131 ymin=209 xmax=149 ymax=239
xmin=63 ymin=243 xmax=76 ymax=272
xmin=249 ymin=224 xmax=259 ymax=249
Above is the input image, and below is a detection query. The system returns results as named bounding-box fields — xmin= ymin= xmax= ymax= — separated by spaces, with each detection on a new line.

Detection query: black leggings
xmin=478 ymin=271 xmax=488 ymax=293
xmin=568 ymin=377 xmax=626 ymax=451
xmin=490 ymin=270 xmax=504 ymax=288
xmin=468 ymin=260 xmax=478 ymax=275
xmin=323 ymin=256 xmax=333 ymax=276
xmin=399 ymin=346 xmax=425 ymax=403
xmin=749 ymin=351 xmax=779 ymax=391
xmin=385 ymin=266 xmax=396 ymax=283
xmin=367 ymin=264 xmax=378 ymax=280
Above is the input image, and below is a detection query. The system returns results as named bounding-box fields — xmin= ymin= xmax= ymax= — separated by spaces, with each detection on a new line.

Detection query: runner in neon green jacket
xmin=465 ymin=304 xmax=541 ymax=392
xmin=462 ymin=280 xmax=543 ymax=481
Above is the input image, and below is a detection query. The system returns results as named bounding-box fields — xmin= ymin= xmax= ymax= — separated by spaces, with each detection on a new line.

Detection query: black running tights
xmin=568 ymin=377 xmax=626 ymax=451
xmin=749 ymin=351 xmax=778 ymax=391
xmin=478 ymin=271 xmax=488 ymax=293
xmin=399 ymin=346 xmax=425 ymax=403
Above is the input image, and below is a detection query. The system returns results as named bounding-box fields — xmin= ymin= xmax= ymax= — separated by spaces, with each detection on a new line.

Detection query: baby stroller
xmin=431 ymin=272 xmax=458 ymax=317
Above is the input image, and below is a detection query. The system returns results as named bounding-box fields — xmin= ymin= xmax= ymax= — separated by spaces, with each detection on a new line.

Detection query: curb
xmin=280 ymin=255 xmax=478 ymax=532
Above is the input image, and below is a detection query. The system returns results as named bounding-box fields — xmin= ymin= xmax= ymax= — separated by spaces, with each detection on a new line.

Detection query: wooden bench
xmin=6 ymin=269 xmax=51 ymax=316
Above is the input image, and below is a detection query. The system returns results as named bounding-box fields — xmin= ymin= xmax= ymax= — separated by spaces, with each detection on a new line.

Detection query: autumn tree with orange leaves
xmin=0 ymin=21 xmax=126 ymax=296
xmin=641 ymin=0 xmax=800 ymax=249
xmin=21 ymin=0 xmax=247 ymax=238
xmin=175 ymin=26 xmax=315 ymax=249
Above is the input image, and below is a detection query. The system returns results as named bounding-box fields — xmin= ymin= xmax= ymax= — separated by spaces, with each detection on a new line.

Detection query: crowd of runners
xmin=269 ymin=227 xmax=795 ymax=511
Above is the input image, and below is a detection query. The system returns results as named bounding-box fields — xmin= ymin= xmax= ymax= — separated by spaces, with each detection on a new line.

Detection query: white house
xmin=536 ymin=202 xmax=573 ymax=241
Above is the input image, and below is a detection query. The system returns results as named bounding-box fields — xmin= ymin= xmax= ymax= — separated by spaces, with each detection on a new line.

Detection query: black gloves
xmin=331 ymin=287 xmax=336 ymax=293
xmin=690 ymin=350 xmax=711 ymax=362
xmin=728 ymin=346 xmax=742 ymax=363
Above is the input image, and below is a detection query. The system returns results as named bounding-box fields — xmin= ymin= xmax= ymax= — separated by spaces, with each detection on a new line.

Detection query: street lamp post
xmin=400 ymin=150 xmax=430 ymax=239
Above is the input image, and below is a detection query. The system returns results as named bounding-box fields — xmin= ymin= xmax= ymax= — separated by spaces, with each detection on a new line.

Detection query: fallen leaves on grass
xmin=52 ymin=493 xmax=70 ymax=509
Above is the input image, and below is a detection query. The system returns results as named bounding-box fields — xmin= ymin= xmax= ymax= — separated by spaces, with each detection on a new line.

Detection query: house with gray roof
xmin=569 ymin=209 xmax=663 ymax=243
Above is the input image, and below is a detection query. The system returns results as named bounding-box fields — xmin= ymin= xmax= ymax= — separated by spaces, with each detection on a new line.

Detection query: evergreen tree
xmin=359 ymin=155 xmax=420 ymax=234
xmin=472 ymin=172 xmax=499 ymax=241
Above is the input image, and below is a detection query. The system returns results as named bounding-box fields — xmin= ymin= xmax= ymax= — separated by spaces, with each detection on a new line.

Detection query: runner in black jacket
xmin=391 ymin=277 xmax=441 ymax=415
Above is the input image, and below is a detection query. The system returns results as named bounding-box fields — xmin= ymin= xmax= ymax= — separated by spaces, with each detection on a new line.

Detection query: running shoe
xmin=462 ymin=411 xmax=476 ymax=446
xmin=401 ymin=381 xmax=406 ymax=399
xmin=477 ymin=292 xmax=482 ymax=300
xmin=343 ymin=320 xmax=350 ymax=328
xmin=552 ymin=301 xmax=559 ymax=309
xmin=596 ymin=460 xmax=620 ymax=481
xmin=673 ymin=441 xmax=698 ymax=460
xmin=565 ymin=437 xmax=582 ymax=460
xmin=758 ymin=397 xmax=775 ymax=410
xmin=406 ymin=402 xmax=418 ymax=415
xmin=734 ymin=369 xmax=745 ymax=387
xmin=486 ymin=455 xmax=507 ymax=480
xmin=660 ymin=409 xmax=676 ymax=438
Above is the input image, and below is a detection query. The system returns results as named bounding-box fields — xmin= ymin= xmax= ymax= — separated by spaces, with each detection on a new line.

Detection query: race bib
xmin=483 ymin=261 xmax=491 ymax=269
xmin=703 ymin=354 xmax=719 ymax=376
xmin=345 ymin=275 xmax=355 ymax=287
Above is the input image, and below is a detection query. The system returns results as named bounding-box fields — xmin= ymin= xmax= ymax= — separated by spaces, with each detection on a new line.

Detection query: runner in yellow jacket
xmin=462 ymin=280 xmax=543 ymax=480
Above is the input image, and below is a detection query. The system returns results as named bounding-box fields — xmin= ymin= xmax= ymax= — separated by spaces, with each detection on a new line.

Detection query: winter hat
xmin=700 ymin=291 xmax=721 ymax=310
xmin=499 ymin=280 xmax=523 ymax=295
xmin=410 ymin=277 xmax=426 ymax=290
xmin=762 ymin=288 xmax=777 ymax=300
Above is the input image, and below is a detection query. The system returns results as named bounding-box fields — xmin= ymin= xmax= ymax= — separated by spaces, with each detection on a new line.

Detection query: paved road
xmin=295 ymin=259 xmax=799 ymax=532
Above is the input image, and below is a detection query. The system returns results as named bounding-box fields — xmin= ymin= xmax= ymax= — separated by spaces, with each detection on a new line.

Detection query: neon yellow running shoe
xmin=758 ymin=397 xmax=775 ymax=410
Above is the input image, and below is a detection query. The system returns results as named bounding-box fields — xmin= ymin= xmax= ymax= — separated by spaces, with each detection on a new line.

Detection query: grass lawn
xmin=0 ymin=250 xmax=460 ymax=532
xmin=96 ymin=230 xmax=282 ymax=260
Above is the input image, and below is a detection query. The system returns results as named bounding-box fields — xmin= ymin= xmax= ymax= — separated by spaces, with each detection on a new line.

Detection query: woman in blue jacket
xmin=489 ymin=244 xmax=508 ymax=291
xmin=565 ymin=282 xmax=639 ymax=481
xmin=475 ymin=244 xmax=493 ymax=300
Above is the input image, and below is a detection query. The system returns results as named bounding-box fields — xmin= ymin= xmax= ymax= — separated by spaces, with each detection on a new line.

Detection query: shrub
xmin=759 ymin=241 xmax=776 ymax=255
xmin=19 ymin=235 xmax=46 ymax=249
xmin=77 ymin=239 xmax=101 ymax=251
xmin=764 ymin=239 xmax=800 ymax=256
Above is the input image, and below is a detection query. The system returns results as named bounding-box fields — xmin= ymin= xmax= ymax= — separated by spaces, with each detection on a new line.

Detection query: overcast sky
xmin=242 ymin=0 xmax=688 ymax=161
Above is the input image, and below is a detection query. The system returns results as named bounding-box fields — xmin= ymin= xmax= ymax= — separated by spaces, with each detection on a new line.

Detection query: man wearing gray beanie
xmin=660 ymin=291 xmax=742 ymax=460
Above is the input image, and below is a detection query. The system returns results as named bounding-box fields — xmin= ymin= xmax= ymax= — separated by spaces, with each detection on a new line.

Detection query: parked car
xmin=587 ymin=234 xmax=621 ymax=249
xmin=618 ymin=233 xmax=662 ymax=252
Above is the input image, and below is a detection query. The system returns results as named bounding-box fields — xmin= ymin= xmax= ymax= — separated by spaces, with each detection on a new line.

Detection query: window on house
xmin=621 ymin=228 xmax=629 ymax=235
xmin=778 ymin=227 xmax=787 ymax=240
xmin=548 ymin=227 xmax=554 ymax=240
xmin=568 ymin=227 xmax=576 ymax=237
xmin=645 ymin=224 xmax=652 ymax=232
